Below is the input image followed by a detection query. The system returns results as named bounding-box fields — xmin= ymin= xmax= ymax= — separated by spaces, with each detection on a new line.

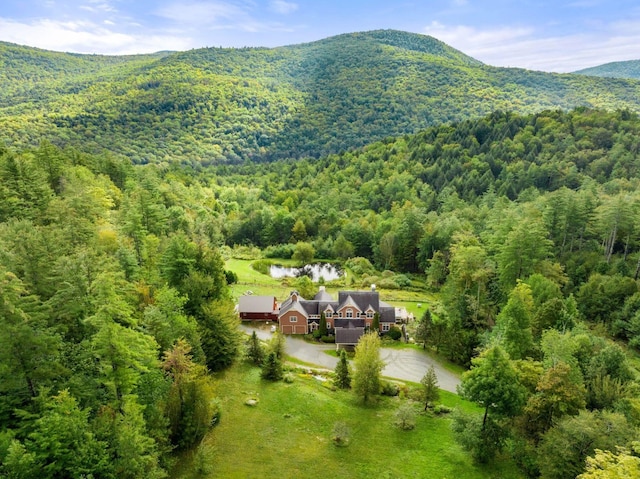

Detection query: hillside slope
xmin=2 ymin=30 xmax=640 ymax=163
xmin=574 ymin=59 xmax=640 ymax=80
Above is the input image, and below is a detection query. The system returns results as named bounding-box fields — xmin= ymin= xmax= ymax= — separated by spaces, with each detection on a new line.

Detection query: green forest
xmin=3 ymin=30 xmax=640 ymax=164
xmin=1 ymin=30 xmax=640 ymax=479
xmin=1 ymin=106 xmax=640 ymax=477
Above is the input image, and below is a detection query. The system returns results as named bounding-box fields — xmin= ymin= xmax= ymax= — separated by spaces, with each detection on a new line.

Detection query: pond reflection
xmin=270 ymin=263 xmax=343 ymax=282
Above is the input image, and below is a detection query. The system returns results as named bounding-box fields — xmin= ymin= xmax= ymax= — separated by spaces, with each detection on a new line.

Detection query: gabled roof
xmin=238 ymin=295 xmax=276 ymax=313
xmin=337 ymin=291 xmax=380 ymax=313
xmin=279 ymin=299 xmax=310 ymax=319
xmin=337 ymin=294 xmax=362 ymax=312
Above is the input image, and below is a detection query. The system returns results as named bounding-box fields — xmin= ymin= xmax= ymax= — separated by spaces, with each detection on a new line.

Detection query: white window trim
xmin=290 ymin=315 xmax=298 ymax=323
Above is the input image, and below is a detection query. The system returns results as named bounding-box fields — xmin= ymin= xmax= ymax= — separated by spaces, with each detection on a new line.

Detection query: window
xmin=290 ymin=315 xmax=298 ymax=323
xmin=382 ymin=323 xmax=390 ymax=331
xmin=367 ymin=311 xmax=374 ymax=319
xmin=346 ymin=309 xmax=353 ymax=318
xmin=325 ymin=311 xmax=332 ymax=318
xmin=327 ymin=322 xmax=332 ymax=329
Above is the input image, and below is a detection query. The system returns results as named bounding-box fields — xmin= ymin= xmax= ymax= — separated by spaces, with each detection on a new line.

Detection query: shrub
xmin=386 ymin=326 xmax=402 ymax=341
xmin=224 ymin=270 xmax=238 ymax=284
xmin=193 ymin=441 xmax=216 ymax=476
xmin=320 ymin=335 xmax=335 ymax=343
xmin=345 ymin=257 xmax=375 ymax=276
xmin=394 ymin=403 xmax=417 ymax=430
xmin=332 ymin=421 xmax=350 ymax=447
xmin=381 ymin=381 xmax=400 ymax=396
xmin=263 ymin=244 xmax=295 ymax=259
xmin=251 ymin=259 xmax=272 ymax=275
xmin=392 ymin=274 xmax=411 ymax=288
xmin=283 ymin=372 xmax=295 ymax=383
xmin=433 ymin=404 xmax=452 ymax=415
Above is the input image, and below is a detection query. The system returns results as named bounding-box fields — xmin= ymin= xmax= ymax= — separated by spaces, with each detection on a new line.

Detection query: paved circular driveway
xmin=240 ymin=324 xmax=461 ymax=393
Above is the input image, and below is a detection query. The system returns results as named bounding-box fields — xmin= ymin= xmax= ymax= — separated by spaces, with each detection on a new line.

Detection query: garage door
xmin=282 ymin=325 xmax=293 ymax=334
xmin=294 ymin=325 xmax=307 ymax=335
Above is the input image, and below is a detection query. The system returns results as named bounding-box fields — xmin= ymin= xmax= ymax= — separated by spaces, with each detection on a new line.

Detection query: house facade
xmin=278 ymin=287 xmax=396 ymax=344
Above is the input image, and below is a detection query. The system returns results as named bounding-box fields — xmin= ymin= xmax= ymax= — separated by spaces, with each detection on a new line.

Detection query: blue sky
xmin=1 ymin=0 xmax=640 ymax=72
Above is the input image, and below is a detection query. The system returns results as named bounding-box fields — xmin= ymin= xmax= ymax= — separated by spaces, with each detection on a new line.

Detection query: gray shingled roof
xmin=338 ymin=291 xmax=380 ymax=312
xmin=379 ymin=307 xmax=396 ymax=323
xmin=314 ymin=289 xmax=334 ymax=302
xmin=238 ymin=295 xmax=276 ymax=313
xmin=335 ymin=327 xmax=365 ymax=345
xmin=334 ymin=319 xmax=366 ymax=329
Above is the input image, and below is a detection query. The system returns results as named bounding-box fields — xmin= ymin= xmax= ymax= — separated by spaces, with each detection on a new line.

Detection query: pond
xmin=269 ymin=263 xmax=343 ymax=282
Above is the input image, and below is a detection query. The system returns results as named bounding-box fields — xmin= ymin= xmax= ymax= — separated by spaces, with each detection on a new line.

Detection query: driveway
xmin=240 ymin=324 xmax=461 ymax=393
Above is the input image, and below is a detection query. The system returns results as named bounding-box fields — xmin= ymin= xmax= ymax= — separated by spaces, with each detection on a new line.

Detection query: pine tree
xmin=334 ymin=349 xmax=351 ymax=389
xmin=319 ymin=312 xmax=328 ymax=337
xmin=421 ymin=364 xmax=440 ymax=410
xmin=261 ymin=352 xmax=283 ymax=381
xmin=372 ymin=312 xmax=380 ymax=333
xmin=246 ymin=331 xmax=265 ymax=366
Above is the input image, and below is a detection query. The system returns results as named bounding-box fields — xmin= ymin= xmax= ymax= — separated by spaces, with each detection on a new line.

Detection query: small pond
xmin=270 ymin=263 xmax=343 ymax=282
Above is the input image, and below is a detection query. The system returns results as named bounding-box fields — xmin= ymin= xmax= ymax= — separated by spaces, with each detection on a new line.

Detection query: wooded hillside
xmin=2 ymin=30 xmax=640 ymax=163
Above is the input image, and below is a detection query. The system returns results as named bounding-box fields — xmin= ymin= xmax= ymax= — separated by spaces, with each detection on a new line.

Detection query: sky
xmin=1 ymin=0 xmax=640 ymax=72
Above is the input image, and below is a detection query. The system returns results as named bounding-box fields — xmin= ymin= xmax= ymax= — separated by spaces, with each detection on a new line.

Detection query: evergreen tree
xmin=334 ymin=349 xmax=351 ymax=389
xmin=246 ymin=331 xmax=265 ymax=366
xmin=261 ymin=352 xmax=283 ymax=381
xmin=319 ymin=312 xmax=328 ymax=337
xmin=421 ymin=365 xmax=440 ymax=410
xmin=372 ymin=312 xmax=380 ymax=333
xmin=197 ymin=301 xmax=242 ymax=372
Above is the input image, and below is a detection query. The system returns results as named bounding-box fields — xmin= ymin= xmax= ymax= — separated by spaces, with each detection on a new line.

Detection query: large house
xmin=278 ymin=286 xmax=396 ymax=346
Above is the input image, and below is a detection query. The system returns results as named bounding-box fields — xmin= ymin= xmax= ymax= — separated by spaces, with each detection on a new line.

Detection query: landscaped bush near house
xmin=251 ymin=259 xmax=273 ymax=275
xmin=386 ymin=326 xmax=402 ymax=341
xmin=321 ymin=335 xmax=335 ymax=343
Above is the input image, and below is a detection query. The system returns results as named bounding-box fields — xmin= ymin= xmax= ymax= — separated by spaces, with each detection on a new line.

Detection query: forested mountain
xmin=2 ymin=30 xmax=640 ymax=163
xmin=2 ymin=107 xmax=640 ymax=477
xmin=574 ymin=59 xmax=640 ymax=80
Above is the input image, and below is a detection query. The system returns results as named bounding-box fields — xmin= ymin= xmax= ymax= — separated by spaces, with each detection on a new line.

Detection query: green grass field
xmin=172 ymin=363 xmax=524 ymax=479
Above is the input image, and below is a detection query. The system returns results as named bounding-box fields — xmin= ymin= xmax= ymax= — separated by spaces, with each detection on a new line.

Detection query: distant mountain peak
xmin=574 ymin=59 xmax=640 ymax=80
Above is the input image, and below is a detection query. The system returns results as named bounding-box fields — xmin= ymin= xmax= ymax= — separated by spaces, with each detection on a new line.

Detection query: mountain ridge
xmin=2 ymin=29 xmax=640 ymax=163
xmin=574 ymin=59 xmax=640 ymax=80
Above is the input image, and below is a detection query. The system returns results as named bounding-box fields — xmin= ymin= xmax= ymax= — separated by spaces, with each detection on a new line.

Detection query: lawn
xmin=172 ymin=363 xmax=524 ymax=479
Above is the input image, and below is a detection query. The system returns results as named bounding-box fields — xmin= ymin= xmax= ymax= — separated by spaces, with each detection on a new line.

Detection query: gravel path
xmin=240 ymin=324 xmax=461 ymax=393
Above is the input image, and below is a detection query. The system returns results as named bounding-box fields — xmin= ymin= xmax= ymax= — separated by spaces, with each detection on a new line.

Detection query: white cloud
xmin=270 ymin=1 xmax=298 ymax=14
xmin=155 ymin=1 xmax=296 ymax=34
xmin=79 ymin=2 xmax=116 ymax=13
xmin=155 ymin=1 xmax=245 ymax=26
xmin=0 ymin=17 xmax=191 ymax=54
xmin=423 ymin=21 xmax=640 ymax=72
